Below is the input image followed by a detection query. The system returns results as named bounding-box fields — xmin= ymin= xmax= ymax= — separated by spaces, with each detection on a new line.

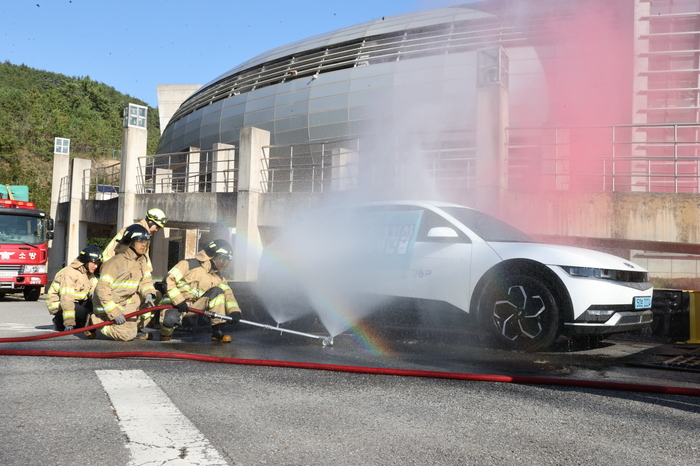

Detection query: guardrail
xmin=507 ymin=123 xmax=700 ymax=193
xmin=82 ymin=163 xmax=120 ymax=200
xmin=136 ymin=146 xmax=237 ymax=194
xmin=261 ymin=139 xmax=360 ymax=193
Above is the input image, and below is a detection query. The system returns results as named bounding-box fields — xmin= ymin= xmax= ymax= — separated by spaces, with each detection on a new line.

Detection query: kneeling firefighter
xmin=46 ymin=246 xmax=102 ymax=331
xmin=90 ymin=224 xmax=158 ymax=341
xmin=159 ymin=239 xmax=241 ymax=342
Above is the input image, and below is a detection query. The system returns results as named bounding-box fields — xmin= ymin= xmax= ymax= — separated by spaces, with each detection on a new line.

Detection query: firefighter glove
xmin=145 ymin=293 xmax=157 ymax=307
xmin=64 ymin=325 xmax=75 ymax=331
xmin=114 ymin=314 xmax=126 ymax=325
xmin=228 ymin=312 xmax=241 ymax=323
xmin=175 ymin=301 xmax=189 ymax=314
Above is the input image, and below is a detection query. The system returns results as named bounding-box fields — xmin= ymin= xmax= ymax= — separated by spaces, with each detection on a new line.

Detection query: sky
xmin=1 ymin=0 xmax=464 ymax=108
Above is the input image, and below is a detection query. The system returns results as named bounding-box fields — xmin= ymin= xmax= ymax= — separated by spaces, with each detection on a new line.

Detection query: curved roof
xmin=201 ymin=6 xmax=492 ymax=90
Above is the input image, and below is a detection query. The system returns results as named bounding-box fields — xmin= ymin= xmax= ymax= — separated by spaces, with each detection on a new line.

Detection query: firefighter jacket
xmin=46 ymin=259 xmax=97 ymax=326
xmin=164 ymin=249 xmax=239 ymax=314
xmin=103 ymin=219 xmax=153 ymax=270
xmin=93 ymin=246 xmax=157 ymax=319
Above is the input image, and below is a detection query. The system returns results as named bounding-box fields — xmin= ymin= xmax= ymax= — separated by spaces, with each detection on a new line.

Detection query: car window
xmin=441 ymin=207 xmax=534 ymax=242
xmin=361 ymin=205 xmax=469 ymax=243
xmin=415 ymin=209 xmax=469 ymax=243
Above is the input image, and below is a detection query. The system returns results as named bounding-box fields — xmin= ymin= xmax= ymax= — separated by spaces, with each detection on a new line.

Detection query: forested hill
xmin=0 ymin=61 xmax=161 ymax=212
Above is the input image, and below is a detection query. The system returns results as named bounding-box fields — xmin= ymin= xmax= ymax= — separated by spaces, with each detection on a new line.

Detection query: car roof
xmin=339 ymin=200 xmax=470 ymax=210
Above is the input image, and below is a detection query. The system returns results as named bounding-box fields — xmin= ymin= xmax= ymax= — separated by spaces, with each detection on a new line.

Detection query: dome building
xmin=156 ymin=4 xmax=553 ymax=200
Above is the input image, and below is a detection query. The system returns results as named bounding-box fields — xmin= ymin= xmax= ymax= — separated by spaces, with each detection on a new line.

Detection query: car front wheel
xmin=23 ymin=286 xmax=41 ymax=302
xmin=479 ymin=274 xmax=560 ymax=352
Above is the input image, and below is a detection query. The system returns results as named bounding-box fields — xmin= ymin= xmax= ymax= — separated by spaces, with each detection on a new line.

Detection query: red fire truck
xmin=0 ymin=186 xmax=54 ymax=301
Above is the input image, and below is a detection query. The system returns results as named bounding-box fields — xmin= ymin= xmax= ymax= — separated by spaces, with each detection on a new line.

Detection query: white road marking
xmin=0 ymin=323 xmax=53 ymax=333
xmin=95 ymin=369 xmax=228 ymax=466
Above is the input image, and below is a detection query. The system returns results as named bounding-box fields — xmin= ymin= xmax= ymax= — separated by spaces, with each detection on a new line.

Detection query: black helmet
xmin=120 ymin=224 xmax=151 ymax=244
xmin=204 ymin=239 xmax=233 ymax=261
xmin=78 ymin=246 xmax=103 ymax=264
xmin=145 ymin=208 xmax=167 ymax=228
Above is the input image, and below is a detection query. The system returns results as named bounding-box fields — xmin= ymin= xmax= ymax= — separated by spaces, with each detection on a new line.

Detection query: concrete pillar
xmin=151 ymin=227 xmax=170 ymax=279
xmin=187 ymin=150 xmax=201 ymax=193
xmin=331 ymin=148 xmax=358 ymax=191
xmin=154 ymin=168 xmax=171 ymax=193
xmin=48 ymin=153 xmax=70 ymax=280
xmin=213 ymin=143 xmax=236 ymax=192
xmin=117 ymin=121 xmax=147 ymax=230
xmin=184 ymin=229 xmax=199 ymax=259
xmin=475 ymin=47 xmax=509 ymax=217
xmin=233 ymin=126 xmax=268 ymax=281
xmin=67 ymin=158 xmax=91 ymax=263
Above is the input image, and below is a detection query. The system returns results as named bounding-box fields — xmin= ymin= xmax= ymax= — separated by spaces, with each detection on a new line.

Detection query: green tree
xmin=0 ymin=61 xmax=161 ymax=211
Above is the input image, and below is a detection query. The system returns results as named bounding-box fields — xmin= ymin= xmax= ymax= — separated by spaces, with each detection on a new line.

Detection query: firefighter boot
xmin=134 ymin=331 xmax=153 ymax=340
xmin=52 ymin=315 xmax=65 ymax=332
xmin=211 ymin=323 xmax=232 ymax=343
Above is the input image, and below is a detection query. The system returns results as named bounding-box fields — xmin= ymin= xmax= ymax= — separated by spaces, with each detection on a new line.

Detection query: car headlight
xmin=561 ymin=266 xmax=609 ymax=278
xmin=560 ymin=266 xmax=649 ymax=283
xmin=22 ymin=265 xmax=46 ymax=274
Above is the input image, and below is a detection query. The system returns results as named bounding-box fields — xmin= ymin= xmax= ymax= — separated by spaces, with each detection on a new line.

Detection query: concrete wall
xmin=503 ymin=191 xmax=700 ymax=254
xmin=135 ymin=193 xmax=238 ymax=228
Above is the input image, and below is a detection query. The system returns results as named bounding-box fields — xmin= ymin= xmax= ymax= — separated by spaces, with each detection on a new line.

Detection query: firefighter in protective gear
xmin=90 ymin=224 xmax=158 ymax=341
xmin=159 ymin=239 xmax=241 ymax=342
xmin=102 ymin=207 xmax=167 ymax=264
xmin=46 ymin=246 xmax=102 ymax=331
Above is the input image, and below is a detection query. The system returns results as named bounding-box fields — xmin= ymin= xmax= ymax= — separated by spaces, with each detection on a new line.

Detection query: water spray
xmin=187 ymin=307 xmax=334 ymax=346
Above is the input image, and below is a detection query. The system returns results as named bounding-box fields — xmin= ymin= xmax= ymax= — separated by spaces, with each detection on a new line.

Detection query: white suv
xmin=256 ymin=201 xmax=653 ymax=351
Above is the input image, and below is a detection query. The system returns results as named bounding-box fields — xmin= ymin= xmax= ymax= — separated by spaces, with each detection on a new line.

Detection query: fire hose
xmin=0 ymin=304 xmax=333 ymax=345
xmin=0 ymin=305 xmax=699 ymax=397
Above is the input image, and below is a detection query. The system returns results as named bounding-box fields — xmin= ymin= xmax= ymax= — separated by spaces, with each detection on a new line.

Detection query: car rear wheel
xmin=479 ymin=274 xmax=560 ymax=352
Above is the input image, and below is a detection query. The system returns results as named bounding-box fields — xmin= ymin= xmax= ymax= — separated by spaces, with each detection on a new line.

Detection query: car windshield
xmin=0 ymin=214 xmax=46 ymax=245
xmin=441 ymin=207 xmax=534 ymax=243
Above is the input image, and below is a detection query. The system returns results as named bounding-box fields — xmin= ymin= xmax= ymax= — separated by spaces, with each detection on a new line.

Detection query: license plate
xmin=0 ymin=271 xmax=17 ymax=278
xmin=634 ymin=296 xmax=652 ymax=309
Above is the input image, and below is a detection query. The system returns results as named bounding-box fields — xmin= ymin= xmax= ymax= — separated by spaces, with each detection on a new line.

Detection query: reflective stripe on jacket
xmin=163 ymin=249 xmax=240 ymax=313
xmin=46 ymin=258 xmax=97 ymax=325
xmin=93 ymin=246 xmax=157 ymax=319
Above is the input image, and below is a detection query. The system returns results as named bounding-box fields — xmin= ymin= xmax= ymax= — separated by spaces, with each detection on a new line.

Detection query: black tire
xmin=0 ymin=292 xmax=5 ymax=300
xmin=478 ymin=274 xmax=560 ymax=352
xmin=23 ymin=286 xmax=41 ymax=302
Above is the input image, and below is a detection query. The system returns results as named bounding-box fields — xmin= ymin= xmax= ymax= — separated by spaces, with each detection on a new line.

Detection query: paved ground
xmin=0 ymin=296 xmax=699 ymax=465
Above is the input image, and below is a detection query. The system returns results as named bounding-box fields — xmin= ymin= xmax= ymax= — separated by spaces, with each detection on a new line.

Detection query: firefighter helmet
xmin=146 ymin=208 xmax=167 ymax=228
xmin=204 ymin=239 xmax=233 ymax=260
xmin=119 ymin=224 xmax=151 ymax=244
xmin=78 ymin=246 xmax=103 ymax=264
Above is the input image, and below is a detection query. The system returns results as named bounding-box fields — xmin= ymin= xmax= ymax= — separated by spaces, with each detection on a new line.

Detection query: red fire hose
xmin=1 ymin=305 xmax=699 ymax=397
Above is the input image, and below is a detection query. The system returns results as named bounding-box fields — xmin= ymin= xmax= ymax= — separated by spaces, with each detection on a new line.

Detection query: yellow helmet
xmin=146 ymin=208 xmax=167 ymax=228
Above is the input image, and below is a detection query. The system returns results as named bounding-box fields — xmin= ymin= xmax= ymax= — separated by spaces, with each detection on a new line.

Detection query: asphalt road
xmin=1 ymin=297 xmax=699 ymax=465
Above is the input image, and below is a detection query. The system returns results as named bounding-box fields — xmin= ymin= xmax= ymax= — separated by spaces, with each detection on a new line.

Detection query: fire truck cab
xmin=0 ymin=196 xmax=54 ymax=301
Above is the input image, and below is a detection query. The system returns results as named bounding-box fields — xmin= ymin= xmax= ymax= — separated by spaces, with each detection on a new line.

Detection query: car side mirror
xmin=46 ymin=232 xmax=54 ymax=240
xmin=427 ymin=227 xmax=459 ymax=239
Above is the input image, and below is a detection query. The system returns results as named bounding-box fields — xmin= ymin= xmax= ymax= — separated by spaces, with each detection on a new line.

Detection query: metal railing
xmin=136 ymin=146 xmax=238 ymax=194
xmin=507 ymin=123 xmax=700 ymax=193
xmin=262 ymin=139 xmax=360 ymax=193
xmin=58 ymin=175 xmax=70 ymax=203
xmin=82 ymin=163 xmax=121 ymax=200
xmin=80 ymin=122 xmax=700 ymax=201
